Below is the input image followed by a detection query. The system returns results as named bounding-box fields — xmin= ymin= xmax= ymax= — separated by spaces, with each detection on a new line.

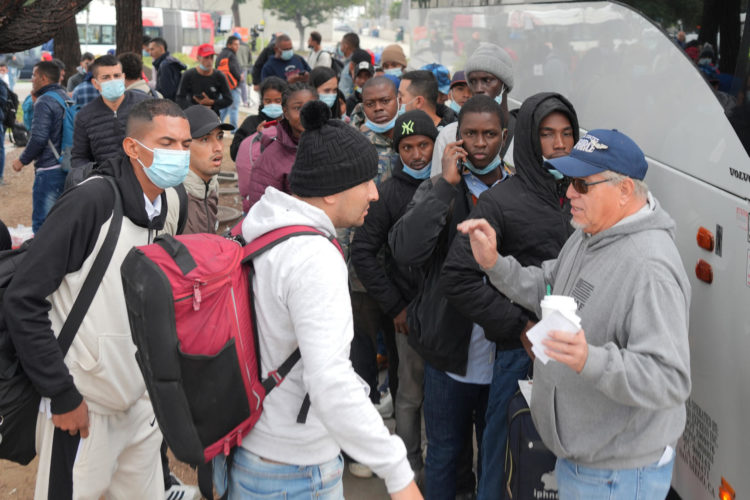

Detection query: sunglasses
xmin=569 ymin=177 xmax=614 ymax=194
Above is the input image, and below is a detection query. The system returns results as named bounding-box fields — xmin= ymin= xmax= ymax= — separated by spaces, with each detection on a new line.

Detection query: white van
xmin=409 ymin=2 xmax=749 ymax=498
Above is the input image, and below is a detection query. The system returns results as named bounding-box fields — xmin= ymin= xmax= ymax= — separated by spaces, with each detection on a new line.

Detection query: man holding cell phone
xmin=389 ymin=94 xmax=510 ymax=500
xmin=458 ymin=129 xmax=691 ymax=500
xmin=442 ymin=91 xmax=580 ymax=500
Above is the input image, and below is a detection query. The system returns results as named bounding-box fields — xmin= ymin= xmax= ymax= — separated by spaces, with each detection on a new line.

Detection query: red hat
xmin=197 ymin=43 xmax=215 ymax=58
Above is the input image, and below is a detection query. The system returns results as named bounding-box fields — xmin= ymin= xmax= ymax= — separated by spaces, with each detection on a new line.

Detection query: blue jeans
xmin=423 ymin=362 xmax=489 ymax=500
xmin=214 ymin=448 xmax=344 ymax=500
xmin=32 ymin=167 xmax=67 ymax=233
xmin=220 ymin=87 xmax=242 ymax=129
xmin=555 ymin=456 xmax=675 ymax=500
xmin=477 ymin=348 xmax=531 ymax=500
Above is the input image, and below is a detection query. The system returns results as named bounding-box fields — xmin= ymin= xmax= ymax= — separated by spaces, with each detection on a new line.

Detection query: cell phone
xmin=455 ymin=128 xmax=466 ymax=173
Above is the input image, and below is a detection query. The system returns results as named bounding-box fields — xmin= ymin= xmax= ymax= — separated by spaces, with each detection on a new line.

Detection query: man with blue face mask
xmin=442 ymin=92 xmax=579 ymax=500
xmin=71 ymin=55 xmax=152 ymax=170
xmin=337 ymin=74 xmax=400 ymax=479
xmin=351 ymin=110 xmax=437 ymax=483
xmin=389 ymin=95 xmax=511 ymax=500
xmin=431 ymin=43 xmax=516 ymax=177
xmin=260 ymin=33 xmax=311 ymax=83
xmin=4 ymin=99 xmax=192 ymax=499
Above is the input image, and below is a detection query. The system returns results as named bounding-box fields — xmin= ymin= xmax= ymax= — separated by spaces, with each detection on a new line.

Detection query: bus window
xmin=101 ymin=25 xmax=115 ymax=45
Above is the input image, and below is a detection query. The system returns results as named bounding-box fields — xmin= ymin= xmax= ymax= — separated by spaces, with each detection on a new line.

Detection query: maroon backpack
xmin=121 ymin=226 xmax=343 ymax=465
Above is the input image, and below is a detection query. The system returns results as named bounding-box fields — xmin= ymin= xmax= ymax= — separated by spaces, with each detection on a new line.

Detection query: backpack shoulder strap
xmin=45 ymin=91 xmax=67 ymax=159
xmin=243 ymin=225 xmax=343 ymax=424
xmin=57 ymin=176 xmax=123 ymax=354
xmin=243 ymin=225 xmax=343 ymax=261
xmin=174 ymin=184 xmax=189 ymax=235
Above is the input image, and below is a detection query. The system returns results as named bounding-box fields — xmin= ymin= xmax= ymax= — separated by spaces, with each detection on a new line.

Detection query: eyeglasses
xmin=569 ymin=177 xmax=615 ymax=194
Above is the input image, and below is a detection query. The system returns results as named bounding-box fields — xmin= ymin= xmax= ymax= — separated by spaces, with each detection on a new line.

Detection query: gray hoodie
xmin=485 ymin=194 xmax=691 ymax=469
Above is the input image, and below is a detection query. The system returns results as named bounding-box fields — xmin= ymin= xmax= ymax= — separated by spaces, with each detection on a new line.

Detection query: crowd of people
xmin=1 ymin=27 xmax=694 ymax=500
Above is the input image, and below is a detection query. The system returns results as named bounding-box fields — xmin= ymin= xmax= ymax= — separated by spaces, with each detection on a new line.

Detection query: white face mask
xmin=0 ymin=73 xmax=9 ymax=86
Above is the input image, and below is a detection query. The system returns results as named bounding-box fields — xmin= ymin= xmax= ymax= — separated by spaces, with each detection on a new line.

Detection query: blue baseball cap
xmin=421 ymin=63 xmax=451 ymax=94
xmin=546 ymin=129 xmax=648 ymax=181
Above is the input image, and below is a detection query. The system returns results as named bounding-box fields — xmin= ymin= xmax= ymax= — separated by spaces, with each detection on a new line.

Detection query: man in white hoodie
xmin=223 ymin=100 xmax=420 ymax=500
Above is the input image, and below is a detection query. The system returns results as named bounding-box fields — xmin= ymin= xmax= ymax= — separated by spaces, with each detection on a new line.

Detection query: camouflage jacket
xmin=338 ymin=127 xmax=398 ymax=293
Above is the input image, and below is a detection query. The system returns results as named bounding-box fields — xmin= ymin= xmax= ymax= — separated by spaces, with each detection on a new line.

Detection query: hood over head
xmin=512 ymin=92 xmax=579 ymax=193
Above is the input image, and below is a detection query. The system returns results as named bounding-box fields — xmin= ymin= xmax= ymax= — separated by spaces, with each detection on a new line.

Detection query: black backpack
xmin=504 ymin=390 xmax=559 ymax=500
xmin=327 ymin=52 xmax=344 ymax=75
xmin=1 ymin=79 xmax=19 ymax=129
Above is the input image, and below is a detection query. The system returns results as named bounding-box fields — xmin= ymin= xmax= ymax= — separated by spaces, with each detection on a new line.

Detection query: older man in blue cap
xmin=457 ymin=129 xmax=692 ymax=500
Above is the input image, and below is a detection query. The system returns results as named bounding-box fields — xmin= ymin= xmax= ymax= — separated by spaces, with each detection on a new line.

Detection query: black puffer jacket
xmin=71 ymin=91 xmax=152 ymax=169
xmin=441 ymin=92 xmax=579 ymax=346
xmin=389 ymin=175 xmax=478 ymax=375
xmin=351 ymin=161 xmax=423 ymax=319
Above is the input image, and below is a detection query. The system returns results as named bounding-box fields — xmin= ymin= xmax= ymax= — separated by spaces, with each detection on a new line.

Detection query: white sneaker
xmin=374 ymin=391 xmax=394 ymax=418
xmin=348 ymin=461 xmax=374 ymax=478
xmin=165 ymin=474 xmax=200 ymax=500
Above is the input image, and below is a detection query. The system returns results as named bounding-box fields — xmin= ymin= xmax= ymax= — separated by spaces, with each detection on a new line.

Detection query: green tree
xmin=261 ymin=0 xmax=362 ymax=49
xmin=0 ymin=0 xmax=94 ymax=52
xmin=390 ymin=0 xmax=402 ymax=20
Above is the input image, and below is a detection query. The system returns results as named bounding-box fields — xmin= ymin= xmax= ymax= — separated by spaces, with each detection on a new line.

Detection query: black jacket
xmin=252 ymin=44 xmax=275 ymax=85
xmin=176 ymin=68 xmax=233 ymax=113
xmin=71 ymin=91 xmax=152 ymax=169
xmin=230 ymin=109 xmax=273 ymax=161
xmin=441 ymin=92 xmax=580 ymax=347
xmin=389 ymin=175 xmax=478 ymax=375
xmin=436 ymin=103 xmax=457 ymax=128
xmin=3 ymin=156 xmax=172 ymax=414
xmin=351 ymin=161 xmax=423 ymax=319
xmin=153 ymin=52 xmax=186 ymax=101
xmin=216 ymin=47 xmax=242 ymax=87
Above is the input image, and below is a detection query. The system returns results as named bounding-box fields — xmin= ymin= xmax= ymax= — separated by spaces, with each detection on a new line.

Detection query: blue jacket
xmin=0 ymin=78 xmax=7 ymax=126
xmin=153 ymin=52 xmax=186 ymax=101
xmin=20 ymin=84 xmax=67 ymax=169
xmin=260 ymin=55 xmax=310 ymax=82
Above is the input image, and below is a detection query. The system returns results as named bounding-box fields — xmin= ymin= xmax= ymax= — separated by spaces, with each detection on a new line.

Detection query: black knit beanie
xmin=393 ymin=110 xmax=438 ymax=151
xmin=289 ymin=100 xmax=378 ymax=197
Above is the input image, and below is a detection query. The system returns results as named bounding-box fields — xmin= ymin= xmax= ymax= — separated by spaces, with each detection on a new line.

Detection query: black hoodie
xmin=441 ymin=92 xmax=579 ymax=347
xmin=4 ymin=156 xmax=169 ymax=413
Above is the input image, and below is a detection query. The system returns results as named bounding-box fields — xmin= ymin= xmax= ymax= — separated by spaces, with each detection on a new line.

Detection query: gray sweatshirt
xmin=485 ymin=194 xmax=691 ymax=469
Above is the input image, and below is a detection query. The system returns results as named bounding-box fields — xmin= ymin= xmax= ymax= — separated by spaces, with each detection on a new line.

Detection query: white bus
xmin=409 ymin=1 xmax=749 ymax=499
xmin=76 ymin=0 xmax=214 ymax=58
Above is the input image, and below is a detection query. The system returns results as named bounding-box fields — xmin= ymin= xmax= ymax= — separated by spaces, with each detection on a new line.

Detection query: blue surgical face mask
xmin=263 ymin=103 xmax=283 ymax=119
xmin=199 ymin=63 xmax=211 ymax=71
xmin=320 ymin=93 xmax=338 ymax=108
xmin=449 ymin=100 xmax=461 ymax=113
xmin=365 ymin=116 xmax=397 ymax=133
xmin=398 ymin=96 xmax=417 ymax=116
xmin=464 ymin=155 xmax=502 ymax=175
xmin=281 ymin=49 xmax=294 ymax=61
xmin=142 ymin=49 xmax=150 ymax=58
xmin=547 ymin=168 xmax=564 ymax=180
xmin=100 ymin=78 xmax=125 ymax=101
xmin=494 ymin=85 xmax=506 ymax=107
xmin=385 ymin=67 xmax=403 ymax=78
xmin=401 ymin=160 xmax=431 ymax=180
xmin=134 ymin=140 xmax=190 ymax=189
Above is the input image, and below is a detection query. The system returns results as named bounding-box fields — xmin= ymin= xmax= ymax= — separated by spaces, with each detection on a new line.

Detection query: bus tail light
xmin=697 ymin=227 xmax=715 ymax=251
xmin=719 ymin=477 xmax=735 ymax=500
xmin=695 ymin=260 xmax=713 ymax=284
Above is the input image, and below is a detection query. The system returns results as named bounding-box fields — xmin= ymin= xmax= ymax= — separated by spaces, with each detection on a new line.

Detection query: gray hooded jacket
xmin=485 ymin=194 xmax=691 ymax=469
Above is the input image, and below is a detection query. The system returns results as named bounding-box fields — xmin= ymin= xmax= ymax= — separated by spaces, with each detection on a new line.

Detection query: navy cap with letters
xmin=545 ymin=129 xmax=648 ymax=180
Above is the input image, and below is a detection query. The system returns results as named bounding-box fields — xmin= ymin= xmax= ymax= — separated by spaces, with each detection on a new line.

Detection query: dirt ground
xmin=0 ymin=135 xmax=243 ymax=499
